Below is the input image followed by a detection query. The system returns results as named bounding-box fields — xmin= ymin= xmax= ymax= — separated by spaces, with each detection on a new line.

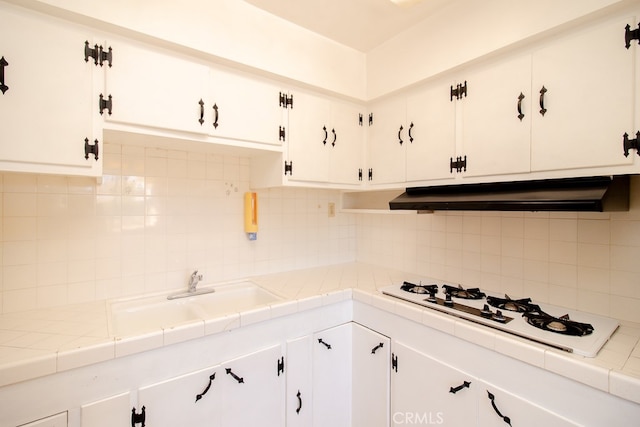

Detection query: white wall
xmin=356 ymin=180 xmax=640 ymax=323
xmin=0 ymin=143 xmax=356 ymax=313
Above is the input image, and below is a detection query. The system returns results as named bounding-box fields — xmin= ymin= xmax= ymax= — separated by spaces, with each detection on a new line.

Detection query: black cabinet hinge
xmin=284 ymin=161 xmax=293 ymax=176
xmin=279 ymin=92 xmax=293 ymax=109
xmin=391 ymin=353 xmax=398 ymax=372
xmin=279 ymin=126 xmax=286 ymax=142
xmin=450 ymin=81 xmax=468 ymax=101
xmin=625 ymin=23 xmax=640 ymax=49
xmin=84 ymin=41 xmax=112 ymax=67
xmin=277 ymin=356 xmax=284 ymax=376
xmin=84 ymin=138 xmax=99 ymax=161
xmin=99 ymin=94 xmax=112 ymax=115
xmin=450 ymin=155 xmax=467 ymax=173
xmin=358 ymin=168 xmax=363 ymax=181
xmin=369 ymin=113 xmax=374 ymax=126
xmin=368 ymin=168 xmax=373 ymax=181
xmin=0 ymin=56 xmax=8 ymax=94
xmin=359 ymin=113 xmax=363 ymax=126
xmin=131 ymin=406 xmax=146 ymax=427
xmin=623 ymin=131 xmax=640 ymax=157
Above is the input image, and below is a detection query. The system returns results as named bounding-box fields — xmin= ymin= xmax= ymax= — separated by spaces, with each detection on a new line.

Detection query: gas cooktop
xmin=382 ymin=281 xmax=619 ymax=357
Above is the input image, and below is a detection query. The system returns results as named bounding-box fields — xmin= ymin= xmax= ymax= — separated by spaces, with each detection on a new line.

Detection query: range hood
xmin=389 ymin=176 xmax=630 ymax=212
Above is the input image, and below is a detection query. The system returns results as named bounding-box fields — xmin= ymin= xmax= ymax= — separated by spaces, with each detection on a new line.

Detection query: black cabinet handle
xmin=449 ymin=380 xmax=471 ymax=394
xmin=371 ymin=342 xmax=384 ymax=354
xmin=225 ymin=368 xmax=244 ymax=383
xmin=487 ymin=390 xmax=512 ymax=426
xmin=323 ymin=126 xmax=328 ymax=145
xmin=398 ymin=125 xmax=404 ymax=145
xmin=212 ymin=103 xmax=219 ymax=129
xmin=408 ymin=122 xmax=414 ymax=143
xmin=0 ymin=56 xmax=8 ymax=94
xmin=317 ymin=338 xmax=332 ymax=349
xmin=296 ymin=390 xmax=302 ymax=414
xmin=331 ymin=128 xmax=336 ymax=147
xmin=198 ymin=99 xmax=204 ymax=125
xmin=517 ymin=92 xmax=525 ymax=121
xmin=539 ymin=86 xmax=547 ymax=116
xmin=195 ymin=372 xmax=216 ymax=402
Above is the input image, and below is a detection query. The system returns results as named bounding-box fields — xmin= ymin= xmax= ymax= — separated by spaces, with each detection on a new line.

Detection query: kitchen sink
xmin=107 ymin=281 xmax=282 ymax=337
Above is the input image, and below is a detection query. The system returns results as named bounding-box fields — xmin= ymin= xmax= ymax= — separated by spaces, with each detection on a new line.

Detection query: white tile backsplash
xmin=0 ymin=143 xmax=356 ymax=313
xmin=357 ymin=178 xmax=640 ymax=322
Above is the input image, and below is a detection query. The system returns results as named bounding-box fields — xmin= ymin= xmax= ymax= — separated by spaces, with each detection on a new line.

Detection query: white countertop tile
xmin=0 ymin=261 xmax=638 ymax=407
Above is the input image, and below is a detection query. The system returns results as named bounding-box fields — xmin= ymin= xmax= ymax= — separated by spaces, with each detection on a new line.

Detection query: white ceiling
xmin=243 ymin=0 xmax=456 ymax=52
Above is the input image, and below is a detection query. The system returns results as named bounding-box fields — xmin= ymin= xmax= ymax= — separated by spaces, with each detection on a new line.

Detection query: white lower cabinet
xmin=17 ymin=413 xmax=67 ymax=427
xmin=391 ymin=341 xmax=477 ymax=426
xmin=391 ymin=341 xmax=577 ymax=427
xmin=312 ymin=323 xmax=353 ymax=427
xmin=136 ymin=344 xmax=284 ymax=427
xmin=352 ymin=323 xmax=390 ymax=427
xmin=478 ymin=381 xmax=576 ymax=427
xmin=80 ymin=393 xmax=130 ymax=427
xmin=286 ymin=322 xmax=390 ymax=427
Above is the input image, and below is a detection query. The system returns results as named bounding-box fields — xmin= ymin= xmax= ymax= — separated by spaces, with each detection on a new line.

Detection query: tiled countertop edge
xmin=1 ymin=283 xmax=639 ymax=406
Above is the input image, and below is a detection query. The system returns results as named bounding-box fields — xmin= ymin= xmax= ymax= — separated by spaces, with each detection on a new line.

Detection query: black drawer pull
xmin=487 ymin=390 xmax=512 ymax=426
xmin=449 ymin=380 xmax=471 ymax=394
xmin=195 ymin=372 xmax=215 ymax=402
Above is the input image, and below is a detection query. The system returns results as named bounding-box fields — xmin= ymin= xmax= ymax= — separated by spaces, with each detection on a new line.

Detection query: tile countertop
xmin=0 ymin=262 xmax=639 ymax=405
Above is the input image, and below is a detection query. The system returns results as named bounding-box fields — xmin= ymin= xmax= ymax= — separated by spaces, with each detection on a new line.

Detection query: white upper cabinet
xmin=405 ymin=80 xmax=457 ymax=183
xmin=286 ymin=90 xmax=364 ymax=186
xmin=531 ymin=16 xmax=637 ymax=172
xmin=103 ymin=36 xmax=208 ymax=134
xmin=458 ymin=54 xmax=532 ymax=178
xmin=203 ymin=68 xmax=284 ymax=146
xmin=0 ymin=4 xmax=101 ymax=177
xmin=104 ymin=36 xmax=284 ymax=147
xmin=367 ymin=95 xmax=408 ymax=185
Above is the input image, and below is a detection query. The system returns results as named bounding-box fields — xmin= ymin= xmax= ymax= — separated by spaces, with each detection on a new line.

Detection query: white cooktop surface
xmin=381 ymin=281 xmax=619 ymax=357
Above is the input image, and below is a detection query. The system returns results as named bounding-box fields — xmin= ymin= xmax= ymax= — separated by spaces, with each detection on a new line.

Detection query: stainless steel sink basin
xmin=108 ymin=281 xmax=282 ymax=337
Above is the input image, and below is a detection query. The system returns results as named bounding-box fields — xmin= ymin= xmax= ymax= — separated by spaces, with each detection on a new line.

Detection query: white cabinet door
xmin=328 ymin=100 xmax=365 ymax=186
xmin=0 ymin=4 xmax=100 ymax=177
xmin=390 ymin=341 xmax=477 ymax=427
xmin=17 ymin=413 xmax=67 ymax=427
xmin=138 ymin=365 xmax=222 ymax=426
xmin=104 ymin=36 xmax=208 ymax=134
xmin=287 ymin=90 xmax=331 ymax=183
xmin=313 ymin=324 xmax=352 ymax=427
xmin=205 ymin=68 xmax=284 ymax=146
xmin=478 ymin=382 xmax=577 ymax=427
xmin=460 ymin=54 xmax=532 ymax=177
xmin=287 ymin=92 xmax=364 ymax=185
xmin=219 ymin=344 xmax=286 ymax=427
xmin=352 ymin=323 xmax=390 ymax=427
xmin=286 ymin=335 xmax=314 ymax=427
xmin=81 ymin=392 xmax=131 ymax=427
xmin=405 ymin=81 xmax=456 ymax=183
xmin=531 ymin=16 xmax=636 ymax=172
xmin=367 ymin=96 xmax=408 ymax=185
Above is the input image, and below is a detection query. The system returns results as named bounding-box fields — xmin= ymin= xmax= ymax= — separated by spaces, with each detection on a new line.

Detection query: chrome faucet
xmin=188 ymin=270 xmax=203 ymax=293
xmin=167 ymin=269 xmax=213 ymax=300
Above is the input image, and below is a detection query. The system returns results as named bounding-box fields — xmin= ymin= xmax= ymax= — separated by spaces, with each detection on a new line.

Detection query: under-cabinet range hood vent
xmin=389 ymin=176 xmax=630 ymax=212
